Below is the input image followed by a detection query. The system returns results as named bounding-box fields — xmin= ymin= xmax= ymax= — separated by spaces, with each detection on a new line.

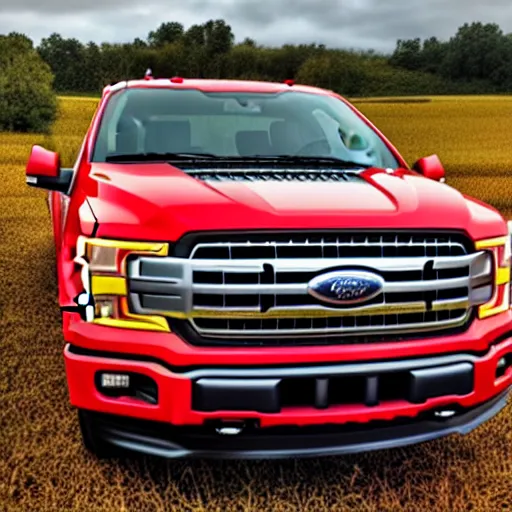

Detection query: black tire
xmin=78 ymin=410 xmax=118 ymax=460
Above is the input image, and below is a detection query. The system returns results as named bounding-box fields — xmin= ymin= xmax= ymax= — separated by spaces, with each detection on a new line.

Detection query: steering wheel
xmin=293 ymin=139 xmax=331 ymax=156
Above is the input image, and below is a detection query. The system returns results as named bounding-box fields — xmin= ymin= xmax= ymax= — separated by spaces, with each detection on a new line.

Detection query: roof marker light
xmin=144 ymin=68 xmax=153 ymax=80
xmin=284 ymin=79 xmax=295 ymax=86
xmin=170 ymin=76 xmax=184 ymax=84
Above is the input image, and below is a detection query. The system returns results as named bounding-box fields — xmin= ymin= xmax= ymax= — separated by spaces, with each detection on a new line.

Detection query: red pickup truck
xmin=26 ymin=76 xmax=512 ymax=459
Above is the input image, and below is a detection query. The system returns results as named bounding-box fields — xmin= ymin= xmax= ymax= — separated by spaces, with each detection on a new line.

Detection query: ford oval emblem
xmin=307 ymin=270 xmax=384 ymax=306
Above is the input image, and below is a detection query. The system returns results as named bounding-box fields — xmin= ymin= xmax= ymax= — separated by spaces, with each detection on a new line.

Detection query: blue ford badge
xmin=307 ymin=270 xmax=384 ymax=305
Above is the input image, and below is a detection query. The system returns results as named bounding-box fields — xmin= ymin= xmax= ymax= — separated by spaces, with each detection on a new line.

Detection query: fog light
xmin=434 ymin=410 xmax=456 ymax=419
xmin=100 ymin=373 xmax=130 ymax=389
xmin=496 ymin=356 xmax=511 ymax=379
xmin=215 ymin=427 xmax=243 ymax=436
xmin=95 ymin=299 xmax=115 ymax=319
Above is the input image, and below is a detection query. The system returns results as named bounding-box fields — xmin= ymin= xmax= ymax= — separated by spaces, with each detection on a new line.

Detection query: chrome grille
xmin=127 ymin=232 xmax=493 ymax=343
xmin=190 ymin=233 xmax=469 ymax=260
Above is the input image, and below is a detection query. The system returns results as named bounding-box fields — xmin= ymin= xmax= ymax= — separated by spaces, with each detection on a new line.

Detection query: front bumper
xmin=76 ymin=390 xmax=511 ymax=459
xmin=64 ymin=331 xmax=512 ymax=458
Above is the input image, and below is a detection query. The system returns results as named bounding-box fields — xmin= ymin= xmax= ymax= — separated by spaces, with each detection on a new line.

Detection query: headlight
xmin=74 ymin=237 xmax=170 ymax=331
xmin=475 ymin=228 xmax=511 ymax=319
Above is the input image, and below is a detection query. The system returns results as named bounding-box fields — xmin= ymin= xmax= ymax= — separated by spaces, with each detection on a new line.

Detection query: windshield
xmin=91 ymin=88 xmax=400 ymax=169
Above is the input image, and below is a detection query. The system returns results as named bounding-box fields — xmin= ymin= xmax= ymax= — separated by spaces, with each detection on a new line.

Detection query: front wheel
xmin=78 ymin=410 xmax=118 ymax=460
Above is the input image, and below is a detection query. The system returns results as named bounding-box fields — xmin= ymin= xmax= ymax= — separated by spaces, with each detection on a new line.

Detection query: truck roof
xmin=103 ymin=77 xmax=337 ymax=97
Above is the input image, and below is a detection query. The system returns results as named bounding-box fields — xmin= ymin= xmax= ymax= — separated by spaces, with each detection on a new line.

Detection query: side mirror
xmin=412 ymin=154 xmax=446 ymax=182
xmin=25 ymin=145 xmax=73 ymax=193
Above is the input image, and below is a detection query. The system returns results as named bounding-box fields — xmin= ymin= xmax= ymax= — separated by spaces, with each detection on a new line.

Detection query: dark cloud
xmin=1 ymin=0 xmax=512 ymax=52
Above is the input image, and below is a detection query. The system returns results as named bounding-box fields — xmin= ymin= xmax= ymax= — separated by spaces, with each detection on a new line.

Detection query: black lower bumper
xmin=86 ymin=388 xmax=510 ymax=460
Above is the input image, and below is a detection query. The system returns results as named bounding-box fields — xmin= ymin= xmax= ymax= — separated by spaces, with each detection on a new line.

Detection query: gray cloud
xmin=1 ymin=0 xmax=512 ymax=52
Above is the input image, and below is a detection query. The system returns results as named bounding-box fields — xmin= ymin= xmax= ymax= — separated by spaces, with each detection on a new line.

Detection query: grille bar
xmin=126 ymin=232 xmax=491 ymax=343
xmin=189 ymin=233 xmax=470 ymax=260
xmin=177 ymin=255 xmax=478 ymax=272
xmin=131 ymin=275 xmax=475 ymax=295
xmin=190 ymin=313 xmax=472 ymax=339
xmin=188 ymin=299 xmax=469 ymax=317
xmin=190 ymin=276 xmax=474 ymax=295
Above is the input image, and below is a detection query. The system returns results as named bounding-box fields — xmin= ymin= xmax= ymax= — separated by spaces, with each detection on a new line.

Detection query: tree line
xmin=12 ymin=19 xmax=512 ymax=97
xmin=2 ymin=19 xmax=512 ymax=132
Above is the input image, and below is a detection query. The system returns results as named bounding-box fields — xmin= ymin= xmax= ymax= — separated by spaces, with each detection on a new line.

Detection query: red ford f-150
xmin=26 ymin=75 xmax=512 ymax=459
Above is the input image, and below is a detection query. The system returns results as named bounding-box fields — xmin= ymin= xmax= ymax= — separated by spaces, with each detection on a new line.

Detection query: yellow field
xmin=0 ymin=96 xmax=511 ymax=511
xmin=356 ymin=96 xmax=512 ymax=217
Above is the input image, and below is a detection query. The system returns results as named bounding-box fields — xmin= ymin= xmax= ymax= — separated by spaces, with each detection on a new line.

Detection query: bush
xmin=0 ymin=33 xmax=57 ymax=133
xmin=296 ymin=52 xmax=367 ymax=96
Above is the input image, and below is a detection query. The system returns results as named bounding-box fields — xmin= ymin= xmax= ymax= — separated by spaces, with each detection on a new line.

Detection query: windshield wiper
xmin=187 ymin=155 xmax=370 ymax=169
xmin=104 ymin=152 xmax=371 ymax=169
xmin=105 ymin=152 xmax=218 ymax=162
xmin=243 ymin=155 xmax=371 ymax=168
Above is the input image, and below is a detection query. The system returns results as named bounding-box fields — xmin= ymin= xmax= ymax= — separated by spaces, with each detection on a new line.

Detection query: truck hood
xmin=82 ymin=163 xmax=506 ymax=241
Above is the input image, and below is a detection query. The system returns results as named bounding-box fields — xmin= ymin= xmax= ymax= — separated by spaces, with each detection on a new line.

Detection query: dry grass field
xmin=1 ymin=95 xmax=512 ymax=511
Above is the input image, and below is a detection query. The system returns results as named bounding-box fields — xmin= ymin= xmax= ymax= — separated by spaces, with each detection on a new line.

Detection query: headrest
xmin=145 ymin=120 xmax=191 ymax=153
xmin=235 ymin=130 xmax=272 ymax=156
xmin=115 ymin=117 xmax=139 ymax=154
xmin=269 ymin=120 xmax=301 ymax=154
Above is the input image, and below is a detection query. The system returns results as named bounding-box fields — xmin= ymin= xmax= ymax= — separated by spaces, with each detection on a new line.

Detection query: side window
xmin=92 ymin=91 xmax=135 ymax=160
xmin=67 ymin=135 xmax=88 ymax=192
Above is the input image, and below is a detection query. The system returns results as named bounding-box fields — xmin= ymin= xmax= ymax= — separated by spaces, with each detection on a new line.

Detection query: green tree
xmin=0 ymin=33 xmax=57 ymax=133
xmin=390 ymin=38 xmax=422 ymax=70
xmin=441 ymin=23 xmax=507 ymax=83
xmin=132 ymin=38 xmax=148 ymax=49
xmin=296 ymin=52 xmax=367 ymax=96
xmin=203 ymin=19 xmax=234 ymax=55
xmin=241 ymin=37 xmax=256 ymax=47
xmin=420 ymin=37 xmax=448 ymax=74
xmin=148 ymin=22 xmax=184 ymax=47
xmin=3 ymin=31 xmax=33 ymax=51
xmin=184 ymin=24 xmax=206 ymax=47
xmin=82 ymin=42 xmax=103 ymax=92
xmin=184 ymin=19 xmax=234 ymax=56
xmin=38 ymin=33 xmax=87 ymax=91
xmin=30 ymin=19 xmax=512 ymax=97
xmin=228 ymin=44 xmax=261 ymax=78
xmin=153 ymin=42 xmax=187 ymax=77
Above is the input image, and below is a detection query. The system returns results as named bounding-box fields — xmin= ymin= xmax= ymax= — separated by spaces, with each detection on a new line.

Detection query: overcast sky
xmin=1 ymin=0 xmax=512 ymax=53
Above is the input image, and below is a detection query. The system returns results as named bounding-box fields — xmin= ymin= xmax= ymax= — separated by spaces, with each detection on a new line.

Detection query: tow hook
xmin=215 ymin=426 xmax=244 ymax=436
xmin=434 ymin=409 xmax=457 ymax=419
xmin=212 ymin=420 xmax=248 ymax=436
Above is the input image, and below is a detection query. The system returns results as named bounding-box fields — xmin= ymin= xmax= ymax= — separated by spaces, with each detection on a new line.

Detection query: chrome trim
xmin=189 ymin=237 xmax=469 ymax=259
xmin=127 ymin=235 xmax=491 ymax=339
xmin=190 ymin=276 xmax=476 ymax=295
xmin=189 ymin=300 xmax=468 ymax=317
xmin=129 ymin=254 xmax=486 ymax=278
xmin=189 ymin=312 xmax=473 ymax=339
xmin=181 ymin=352 xmax=480 ymax=379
